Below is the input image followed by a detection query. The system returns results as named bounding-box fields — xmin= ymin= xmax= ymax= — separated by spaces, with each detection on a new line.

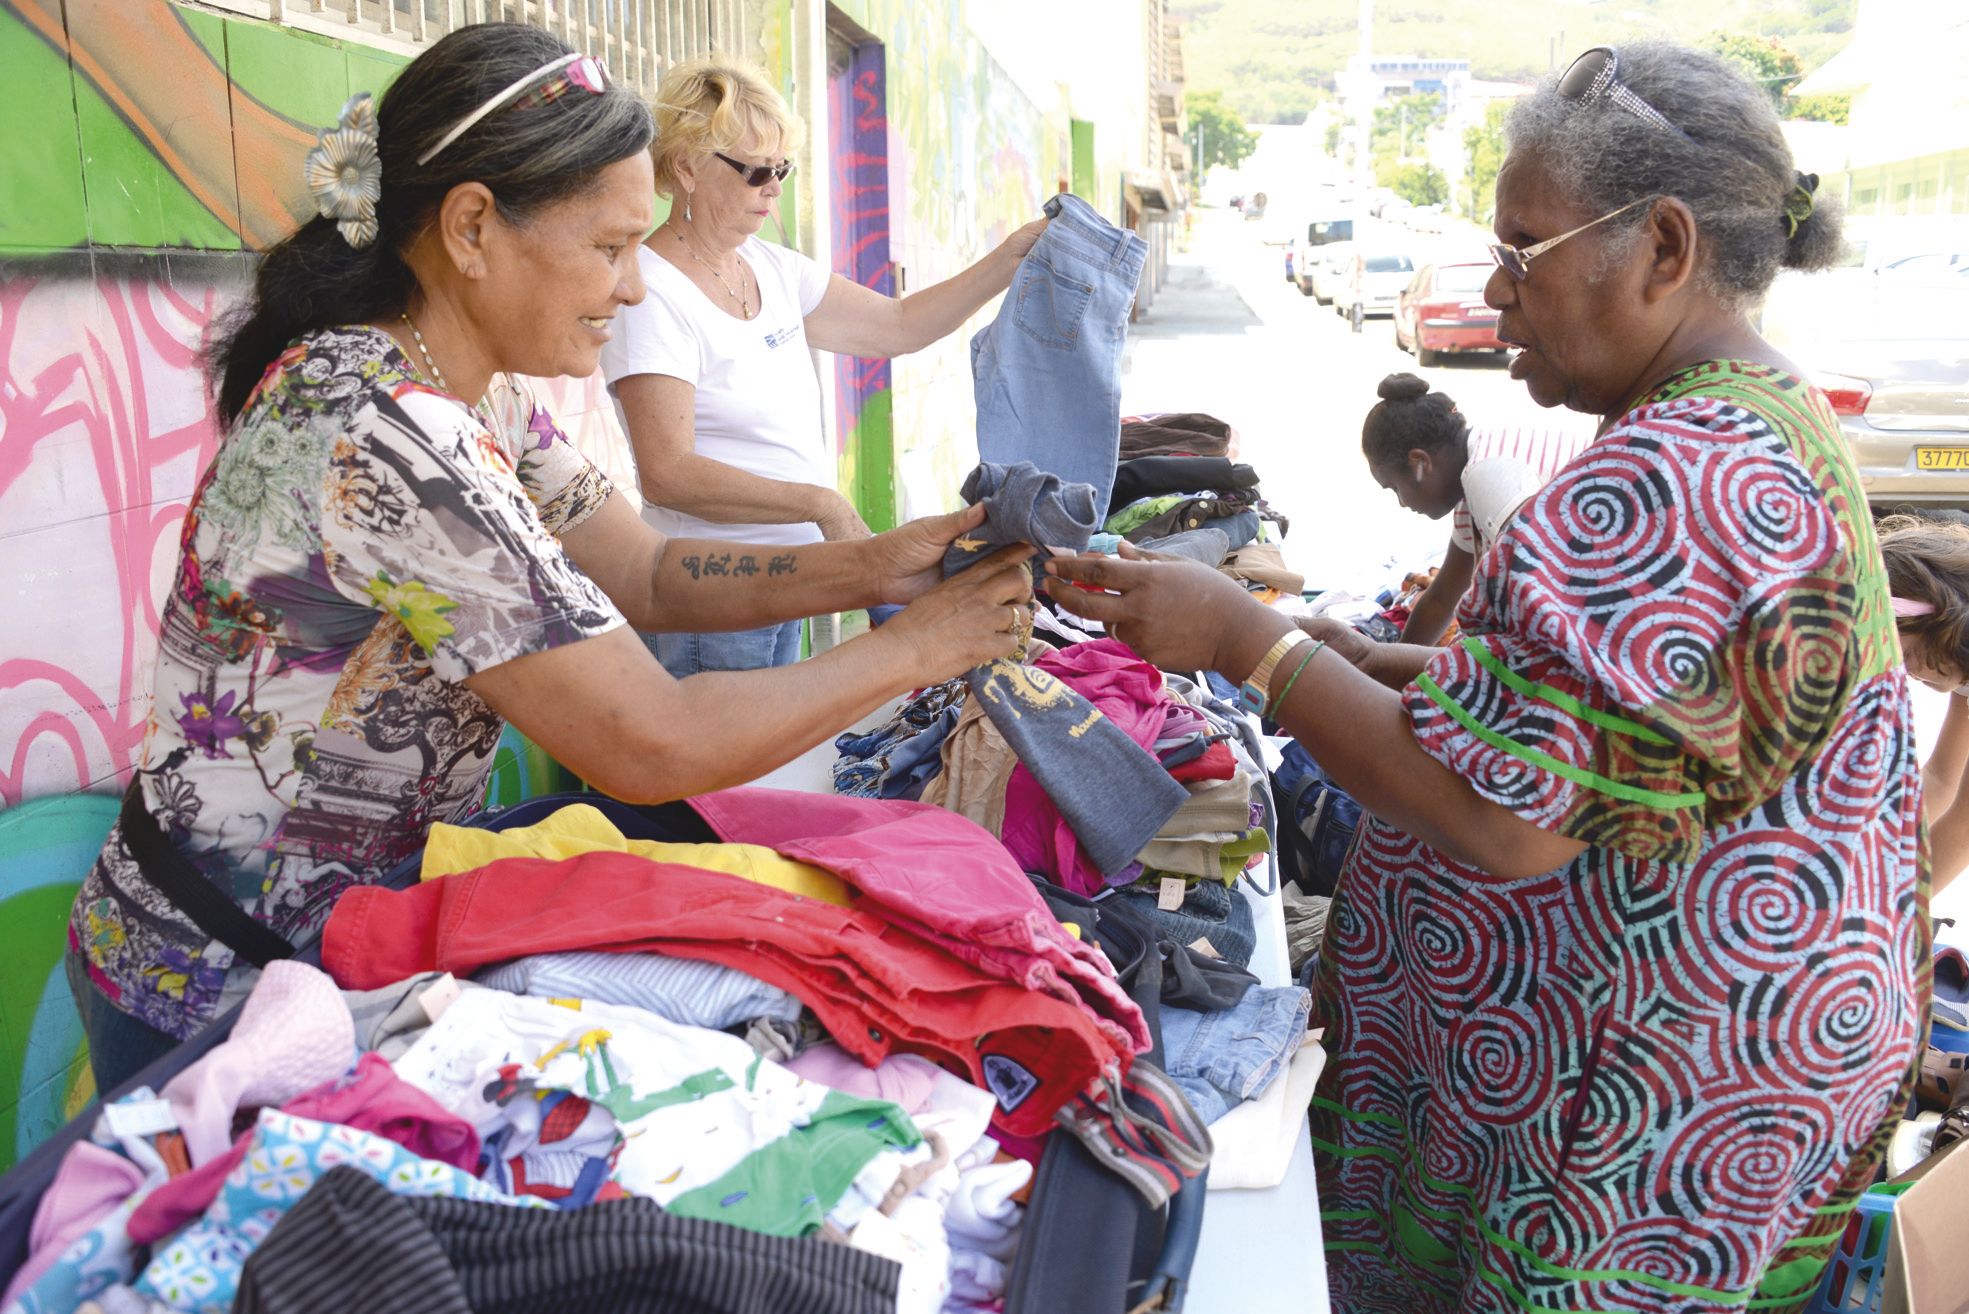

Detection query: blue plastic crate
xmin=1807 ymin=1184 xmax=1911 ymax=1313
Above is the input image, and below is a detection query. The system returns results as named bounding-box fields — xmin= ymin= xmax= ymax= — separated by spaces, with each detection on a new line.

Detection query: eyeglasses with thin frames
xmin=1487 ymin=196 xmax=1655 ymax=281
xmin=713 ymin=153 xmax=795 ymax=188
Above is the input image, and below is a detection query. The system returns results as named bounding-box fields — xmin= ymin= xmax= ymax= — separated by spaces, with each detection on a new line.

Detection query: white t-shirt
xmin=602 ymin=237 xmax=835 ymax=546
xmin=1450 ymin=426 xmax=1597 ymax=553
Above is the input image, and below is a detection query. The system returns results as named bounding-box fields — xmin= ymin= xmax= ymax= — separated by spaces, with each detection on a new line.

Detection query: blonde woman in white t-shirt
xmin=602 ymin=57 xmax=1047 ymax=675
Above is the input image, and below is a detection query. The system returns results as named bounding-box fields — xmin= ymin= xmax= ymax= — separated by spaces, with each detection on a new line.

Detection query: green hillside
xmin=1175 ymin=0 xmax=1857 ymax=123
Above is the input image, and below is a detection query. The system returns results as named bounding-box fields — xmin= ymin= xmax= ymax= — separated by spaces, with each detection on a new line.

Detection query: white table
xmin=1186 ymin=844 xmax=1330 ymax=1314
xmin=758 ymin=708 xmax=1331 ymax=1314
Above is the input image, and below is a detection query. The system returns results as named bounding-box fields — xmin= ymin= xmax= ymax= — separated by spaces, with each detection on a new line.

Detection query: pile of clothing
xmin=4 ymin=790 xmax=1220 ymax=1314
xmin=1096 ymin=413 xmax=1299 ymax=601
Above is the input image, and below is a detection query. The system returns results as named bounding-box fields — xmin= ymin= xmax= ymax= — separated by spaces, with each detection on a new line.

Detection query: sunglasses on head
xmin=418 ymin=52 xmax=612 ymax=166
xmin=1557 ymin=46 xmax=1692 ymax=141
xmin=1484 ymin=47 xmax=1695 ymax=281
xmin=713 ymin=152 xmax=795 ymax=187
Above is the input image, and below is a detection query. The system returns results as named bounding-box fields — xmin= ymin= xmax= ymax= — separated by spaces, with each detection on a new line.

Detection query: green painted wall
xmin=1072 ymin=118 xmax=1098 ymax=203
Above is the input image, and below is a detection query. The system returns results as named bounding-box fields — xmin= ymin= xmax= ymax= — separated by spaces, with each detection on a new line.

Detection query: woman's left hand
xmin=867 ymin=503 xmax=1003 ymax=604
xmin=1002 ymin=218 xmax=1049 ymax=262
xmin=1044 ymin=545 xmax=1268 ymax=674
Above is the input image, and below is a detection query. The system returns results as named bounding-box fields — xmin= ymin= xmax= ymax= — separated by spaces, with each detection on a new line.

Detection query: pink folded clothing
xmin=129 ymin=1052 xmax=480 ymax=1244
xmin=785 ymin=1046 xmax=943 ymax=1113
xmin=162 ymin=959 xmax=356 ymax=1166
xmin=0 ymin=1141 xmax=147 ymax=1308
xmin=688 ymin=787 xmax=1150 ymax=1059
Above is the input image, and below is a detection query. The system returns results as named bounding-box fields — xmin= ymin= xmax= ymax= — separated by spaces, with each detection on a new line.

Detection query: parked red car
xmin=1394 ymin=262 xmax=1504 ymax=365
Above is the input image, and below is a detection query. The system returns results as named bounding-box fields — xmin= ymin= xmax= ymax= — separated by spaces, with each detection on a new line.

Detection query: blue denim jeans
xmin=972 ymin=192 xmax=1147 ymax=517
xmin=67 ymin=949 xmax=181 ymax=1095
xmin=1160 ymin=984 xmax=1312 ymax=1124
xmin=644 ymin=619 xmax=803 ymax=677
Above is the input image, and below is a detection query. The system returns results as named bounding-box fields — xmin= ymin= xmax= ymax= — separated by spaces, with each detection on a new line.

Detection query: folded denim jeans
xmin=971 ymin=192 xmax=1146 ymax=516
xmin=1136 ymin=527 xmax=1232 ymax=567
xmin=1115 ymin=878 xmax=1258 ymax=969
xmin=1160 ymin=985 xmax=1312 ymax=1124
xmin=832 ymin=680 xmax=967 ymax=800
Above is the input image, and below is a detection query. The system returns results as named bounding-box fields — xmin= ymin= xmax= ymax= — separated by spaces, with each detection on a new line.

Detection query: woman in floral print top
xmin=69 ymin=23 xmax=1035 ymax=1085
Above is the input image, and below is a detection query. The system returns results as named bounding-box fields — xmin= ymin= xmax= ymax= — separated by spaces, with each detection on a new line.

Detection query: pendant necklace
xmin=672 ymin=225 xmax=753 ymax=318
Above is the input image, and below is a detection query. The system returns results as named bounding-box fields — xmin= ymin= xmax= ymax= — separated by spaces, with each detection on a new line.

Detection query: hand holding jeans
xmin=865 ymin=503 xmax=992 ymax=604
xmin=876 ymin=543 xmax=1036 ymax=684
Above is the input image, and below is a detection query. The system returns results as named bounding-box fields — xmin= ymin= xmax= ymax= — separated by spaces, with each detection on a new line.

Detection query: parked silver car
xmin=1814 ymin=335 xmax=1969 ymax=509
xmin=1335 ymin=250 xmax=1415 ymax=319
xmin=1767 ymin=259 xmax=1969 ymax=508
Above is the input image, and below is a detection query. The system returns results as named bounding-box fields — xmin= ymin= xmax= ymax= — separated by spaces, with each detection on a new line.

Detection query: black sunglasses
xmin=1558 ymin=46 xmax=1693 ymax=141
xmin=713 ymin=152 xmax=795 ymax=187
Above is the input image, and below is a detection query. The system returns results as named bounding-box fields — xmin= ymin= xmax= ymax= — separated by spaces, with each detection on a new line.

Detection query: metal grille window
xmin=187 ymin=0 xmax=747 ymax=97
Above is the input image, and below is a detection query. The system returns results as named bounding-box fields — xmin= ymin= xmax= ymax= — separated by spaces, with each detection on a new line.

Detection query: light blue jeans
xmin=645 ymin=619 xmax=803 ymax=677
xmin=971 ymin=191 xmax=1147 ymax=517
xmin=1160 ymin=984 xmax=1313 ymax=1124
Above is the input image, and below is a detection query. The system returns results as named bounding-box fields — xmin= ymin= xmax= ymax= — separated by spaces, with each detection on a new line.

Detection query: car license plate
xmin=1917 ymin=447 xmax=1969 ymax=470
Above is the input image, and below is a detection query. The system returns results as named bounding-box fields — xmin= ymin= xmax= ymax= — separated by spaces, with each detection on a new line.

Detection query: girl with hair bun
xmin=70 ymin=22 xmax=1034 ymax=1087
xmin=1882 ymin=512 xmax=1969 ymax=891
xmin=1360 ymin=372 xmax=1591 ymax=643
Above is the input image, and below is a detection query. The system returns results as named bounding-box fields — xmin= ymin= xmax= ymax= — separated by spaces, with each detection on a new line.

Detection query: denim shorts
xmin=645 ymin=619 xmax=804 ymax=678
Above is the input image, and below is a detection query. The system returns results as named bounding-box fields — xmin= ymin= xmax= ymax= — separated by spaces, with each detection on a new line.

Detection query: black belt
xmin=119 ymin=762 xmax=295 ymax=968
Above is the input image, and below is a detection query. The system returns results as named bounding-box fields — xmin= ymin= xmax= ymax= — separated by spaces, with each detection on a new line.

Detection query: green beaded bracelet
xmin=1268 ymin=639 xmax=1324 ymax=718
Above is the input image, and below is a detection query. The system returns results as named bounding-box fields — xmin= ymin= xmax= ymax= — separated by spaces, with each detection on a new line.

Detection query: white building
xmin=1790 ymin=0 xmax=1969 ymax=219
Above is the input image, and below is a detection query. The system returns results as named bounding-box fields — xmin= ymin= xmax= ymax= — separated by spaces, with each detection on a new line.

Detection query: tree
xmin=1186 ymin=91 xmax=1257 ymax=181
xmin=1786 ymin=91 xmax=1851 ymax=125
xmin=1462 ymin=100 xmax=1511 ymax=224
xmin=1703 ymin=32 xmax=1804 ymax=107
xmin=1383 ymin=161 xmax=1448 ymax=208
xmin=1370 ymin=92 xmax=1444 ymax=163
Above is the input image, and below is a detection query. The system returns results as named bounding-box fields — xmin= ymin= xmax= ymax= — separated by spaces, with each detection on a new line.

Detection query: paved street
xmin=1123 ymin=207 xmax=1596 ymax=592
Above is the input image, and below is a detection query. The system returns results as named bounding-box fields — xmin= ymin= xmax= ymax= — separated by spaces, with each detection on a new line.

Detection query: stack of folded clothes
xmin=5 ymin=791 xmax=1220 ymax=1314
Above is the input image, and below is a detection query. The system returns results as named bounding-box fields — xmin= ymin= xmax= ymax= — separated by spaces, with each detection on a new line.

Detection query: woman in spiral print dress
xmin=1047 ymin=41 xmax=1928 ymax=1314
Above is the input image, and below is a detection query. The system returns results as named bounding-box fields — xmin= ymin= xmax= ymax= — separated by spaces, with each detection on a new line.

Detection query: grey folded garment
xmin=942 ymin=460 xmax=1187 ymax=876
xmin=1136 ymin=526 xmax=1232 ymax=567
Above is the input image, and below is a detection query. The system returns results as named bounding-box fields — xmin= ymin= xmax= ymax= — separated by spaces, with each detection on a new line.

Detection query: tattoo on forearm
xmin=678 ymin=552 xmax=794 ymax=583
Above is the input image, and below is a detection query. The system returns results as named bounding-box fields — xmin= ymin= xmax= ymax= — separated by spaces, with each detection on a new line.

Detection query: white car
xmin=1336 ymin=250 xmax=1416 ymax=319
xmin=1291 ymin=218 xmax=1355 ymax=297
xmin=1306 ymin=241 xmax=1357 ymax=304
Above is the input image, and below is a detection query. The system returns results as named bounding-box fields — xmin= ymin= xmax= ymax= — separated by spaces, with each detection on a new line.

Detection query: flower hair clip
xmin=305 ymin=93 xmax=382 ymax=249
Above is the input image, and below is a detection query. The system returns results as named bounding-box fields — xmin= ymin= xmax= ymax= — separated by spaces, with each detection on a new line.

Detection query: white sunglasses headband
xmin=416 ymin=52 xmax=586 ymax=167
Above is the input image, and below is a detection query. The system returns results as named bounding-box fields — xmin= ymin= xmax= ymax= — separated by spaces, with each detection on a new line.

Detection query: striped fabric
xmin=474 ymin=950 xmax=802 ymax=1031
xmin=1448 ymin=424 xmax=1596 ymax=552
xmin=233 ymin=1165 xmax=903 ymax=1314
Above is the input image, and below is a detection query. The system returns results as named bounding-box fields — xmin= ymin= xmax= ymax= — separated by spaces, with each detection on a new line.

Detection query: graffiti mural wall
xmin=823 ymin=0 xmax=1069 ymax=515
xmin=0 ymin=0 xmax=632 ymax=1168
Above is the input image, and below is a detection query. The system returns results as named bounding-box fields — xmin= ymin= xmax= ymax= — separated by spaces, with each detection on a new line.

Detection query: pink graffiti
xmin=0 ymin=270 xmax=222 ymax=807
xmin=828 ymin=54 xmax=894 ymax=454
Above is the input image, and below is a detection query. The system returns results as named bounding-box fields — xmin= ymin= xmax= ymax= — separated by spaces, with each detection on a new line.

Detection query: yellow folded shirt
xmin=419 ymin=802 xmax=850 ymax=907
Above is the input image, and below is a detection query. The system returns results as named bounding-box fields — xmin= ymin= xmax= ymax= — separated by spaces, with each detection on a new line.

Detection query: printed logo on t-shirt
xmin=981 ymin=1054 xmax=1041 ymax=1112
xmin=762 ymin=325 xmax=800 ymax=350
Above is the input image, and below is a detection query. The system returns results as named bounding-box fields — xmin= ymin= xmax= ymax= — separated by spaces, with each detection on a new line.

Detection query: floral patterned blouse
xmin=71 ymin=326 xmax=625 ymax=1039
